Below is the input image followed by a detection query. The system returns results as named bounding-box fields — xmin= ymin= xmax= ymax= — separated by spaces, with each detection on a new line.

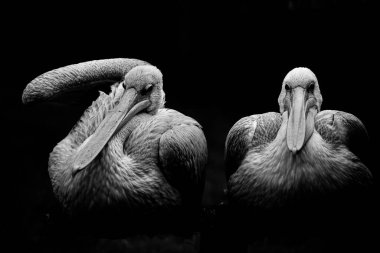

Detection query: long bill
xmin=71 ymin=88 xmax=151 ymax=172
xmin=286 ymin=87 xmax=307 ymax=153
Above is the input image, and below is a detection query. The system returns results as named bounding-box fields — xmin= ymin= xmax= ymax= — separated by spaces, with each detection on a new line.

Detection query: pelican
xmin=22 ymin=59 xmax=207 ymax=231
xmin=225 ymin=67 xmax=372 ymax=212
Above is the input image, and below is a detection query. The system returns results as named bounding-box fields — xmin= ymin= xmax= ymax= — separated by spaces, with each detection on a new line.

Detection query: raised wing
xmin=315 ymin=110 xmax=369 ymax=165
xmin=225 ymin=112 xmax=282 ymax=179
xmin=158 ymin=110 xmax=208 ymax=205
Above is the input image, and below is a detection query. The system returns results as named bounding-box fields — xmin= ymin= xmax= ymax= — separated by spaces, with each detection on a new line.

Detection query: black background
xmin=3 ymin=0 xmax=379 ymax=252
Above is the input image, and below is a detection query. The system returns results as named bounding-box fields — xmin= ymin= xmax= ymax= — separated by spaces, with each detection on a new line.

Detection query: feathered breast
xmin=228 ymin=121 xmax=371 ymax=209
xmin=48 ymin=106 xmax=192 ymax=213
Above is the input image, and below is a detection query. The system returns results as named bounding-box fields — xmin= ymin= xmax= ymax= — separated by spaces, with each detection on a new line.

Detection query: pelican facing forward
xmin=22 ymin=59 xmax=207 ymax=230
xmin=225 ymin=67 xmax=372 ymax=210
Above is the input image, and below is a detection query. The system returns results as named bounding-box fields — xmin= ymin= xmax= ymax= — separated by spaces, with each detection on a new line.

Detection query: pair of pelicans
xmin=22 ymin=58 xmax=372 ymax=232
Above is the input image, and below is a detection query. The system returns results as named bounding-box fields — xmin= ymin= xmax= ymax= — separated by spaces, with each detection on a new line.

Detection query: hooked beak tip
xmin=287 ymin=143 xmax=298 ymax=154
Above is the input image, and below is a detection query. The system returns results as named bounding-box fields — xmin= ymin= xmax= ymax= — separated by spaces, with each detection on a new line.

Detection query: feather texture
xmin=22 ymin=58 xmax=148 ymax=104
xmin=225 ymin=112 xmax=282 ymax=178
xmin=226 ymin=110 xmax=372 ymax=209
xmin=48 ymin=86 xmax=207 ymax=216
xmin=159 ymin=113 xmax=208 ymax=205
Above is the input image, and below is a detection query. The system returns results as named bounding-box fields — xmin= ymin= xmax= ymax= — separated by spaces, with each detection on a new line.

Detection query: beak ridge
xmin=286 ymin=87 xmax=306 ymax=153
xmin=71 ymin=88 xmax=150 ymax=172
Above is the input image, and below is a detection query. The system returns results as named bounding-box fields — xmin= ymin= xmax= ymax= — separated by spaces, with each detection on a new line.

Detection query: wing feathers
xmin=225 ymin=112 xmax=282 ymax=178
xmin=158 ymin=115 xmax=207 ymax=203
xmin=315 ymin=110 xmax=369 ymax=163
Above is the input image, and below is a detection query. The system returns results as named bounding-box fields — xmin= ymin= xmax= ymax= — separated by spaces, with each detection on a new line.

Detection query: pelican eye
xmin=285 ymin=84 xmax=290 ymax=91
xmin=141 ymin=84 xmax=154 ymax=96
xmin=307 ymin=82 xmax=315 ymax=93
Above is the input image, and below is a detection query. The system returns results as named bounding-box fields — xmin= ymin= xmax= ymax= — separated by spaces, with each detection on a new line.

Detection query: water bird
xmin=224 ymin=67 xmax=372 ymax=234
xmin=22 ymin=59 xmax=207 ymax=233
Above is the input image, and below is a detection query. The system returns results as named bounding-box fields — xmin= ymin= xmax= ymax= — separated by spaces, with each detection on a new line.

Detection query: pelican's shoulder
xmin=225 ymin=112 xmax=282 ymax=178
xmin=155 ymin=108 xmax=202 ymax=128
xmin=315 ymin=110 xmax=369 ymax=162
xmin=315 ymin=110 xmax=368 ymax=143
xmin=227 ymin=112 xmax=282 ymax=147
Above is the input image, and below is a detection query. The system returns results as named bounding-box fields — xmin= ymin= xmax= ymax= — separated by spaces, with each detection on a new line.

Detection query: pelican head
xmin=278 ymin=67 xmax=323 ymax=153
xmin=72 ymin=65 xmax=165 ymax=171
xmin=123 ymin=65 xmax=165 ymax=115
